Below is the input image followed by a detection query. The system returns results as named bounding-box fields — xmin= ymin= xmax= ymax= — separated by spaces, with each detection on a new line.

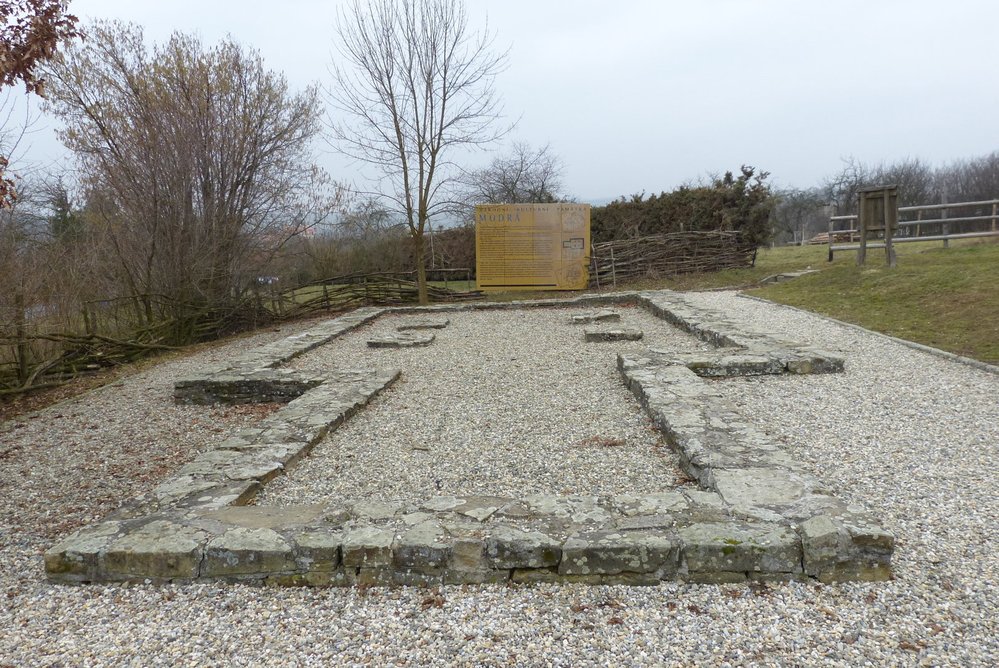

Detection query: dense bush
xmin=591 ymin=166 xmax=776 ymax=246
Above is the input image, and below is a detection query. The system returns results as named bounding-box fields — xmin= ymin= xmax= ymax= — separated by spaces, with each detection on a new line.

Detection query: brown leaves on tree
xmin=0 ymin=0 xmax=81 ymax=206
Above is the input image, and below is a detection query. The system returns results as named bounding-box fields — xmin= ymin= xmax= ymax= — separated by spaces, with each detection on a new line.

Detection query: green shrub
xmin=591 ymin=166 xmax=776 ymax=246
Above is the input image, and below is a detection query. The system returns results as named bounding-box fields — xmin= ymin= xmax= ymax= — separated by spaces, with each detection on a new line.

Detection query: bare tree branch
xmin=327 ymin=0 xmax=509 ymax=303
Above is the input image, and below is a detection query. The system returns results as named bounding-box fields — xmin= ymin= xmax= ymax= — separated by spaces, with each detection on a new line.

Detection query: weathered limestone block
xmin=522 ymin=494 xmax=612 ymax=526
xmin=615 ymin=514 xmax=676 ymax=531
xmin=176 ymin=449 xmax=286 ymax=484
xmin=560 ymin=572 xmax=662 ymax=586
xmin=266 ymin=570 xmax=350 ymax=587
xmin=350 ymin=499 xmax=408 ymax=521
xmin=174 ymin=370 xmax=325 ymax=405
xmin=558 ymin=529 xmax=678 ymax=576
xmin=800 ymin=514 xmax=894 ymax=583
xmin=570 ymin=310 xmax=621 ymax=324
xmin=511 ymin=568 xmax=559 ymax=584
xmin=170 ymin=480 xmax=262 ymax=511
xmin=483 ymin=525 xmax=561 ymax=569
xmin=710 ymin=468 xmax=827 ymax=510
xmin=202 ymin=527 xmax=296 ymax=577
xmin=609 ymin=492 xmax=689 ymax=517
xmin=456 ymin=497 xmax=506 ymax=522
xmin=104 ymin=520 xmax=209 ymax=580
xmin=345 ymin=567 xmax=444 ymax=587
xmin=685 ymin=571 xmax=748 ymax=584
xmin=202 ymin=504 xmax=326 ymax=529
xmin=342 ymin=526 xmax=396 ymax=568
xmin=397 ymin=318 xmax=450 ymax=331
xmin=367 ymin=332 xmax=435 ymax=348
xmin=393 ymin=521 xmax=451 ymax=572
xmin=45 ymin=521 xmax=122 ymax=582
xmin=584 ymin=327 xmax=643 ymax=342
xmin=449 ymin=536 xmax=486 ymax=572
xmin=443 ymin=569 xmax=510 ymax=585
xmin=679 ymin=522 xmax=802 ymax=575
xmin=665 ymin=352 xmax=786 ymax=377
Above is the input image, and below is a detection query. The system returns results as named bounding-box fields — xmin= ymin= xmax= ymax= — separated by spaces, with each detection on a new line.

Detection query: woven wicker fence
xmin=0 ymin=272 xmax=479 ymax=396
xmin=589 ymin=230 xmax=757 ymax=288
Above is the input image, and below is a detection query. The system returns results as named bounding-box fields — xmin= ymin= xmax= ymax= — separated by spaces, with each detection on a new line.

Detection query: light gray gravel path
xmin=1 ymin=293 xmax=997 ymax=667
xmin=262 ymin=306 xmax=703 ymax=504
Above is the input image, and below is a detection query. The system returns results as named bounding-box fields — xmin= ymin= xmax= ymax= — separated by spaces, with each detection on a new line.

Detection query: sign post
xmin=475 ymin=203 xmax=590 ymax=291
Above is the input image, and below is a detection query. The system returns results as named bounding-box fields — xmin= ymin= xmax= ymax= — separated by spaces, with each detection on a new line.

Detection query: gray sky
xmin=15 ymin=0 xmax=999 ymax=202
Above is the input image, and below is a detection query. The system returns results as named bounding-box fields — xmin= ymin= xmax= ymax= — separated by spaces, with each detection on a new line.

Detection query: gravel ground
xmin=1 ymin=292 xmax=997 ymax=667
xmin=261 ymin=306 xmax=705 ymax=504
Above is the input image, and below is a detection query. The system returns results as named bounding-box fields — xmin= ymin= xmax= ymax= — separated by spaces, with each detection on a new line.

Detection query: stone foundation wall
xmin=46 ymin=290 xmax=893 ymax=586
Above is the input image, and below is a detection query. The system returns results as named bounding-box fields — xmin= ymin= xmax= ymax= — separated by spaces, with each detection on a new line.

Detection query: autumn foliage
xmin=0 ymin=0 xmax=79 ymax=206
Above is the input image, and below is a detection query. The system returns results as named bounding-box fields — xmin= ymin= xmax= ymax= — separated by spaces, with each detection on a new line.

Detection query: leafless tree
xmin=328 ymin=0 xmax=508 ymax=304
xmin=938 ymin=151 xmax=999 ymax=203
xmin=824 ymin=156 xmax=936 ymax=213
xmin=461 ymin=141 xmax=567 ymax=206
xmin=300 ymin=196 xmax=412 ymax=279
xmin=772 ymin=187 xmax=828 ymax=245
xmin=42 ymin=22 xmax=341 ymax=339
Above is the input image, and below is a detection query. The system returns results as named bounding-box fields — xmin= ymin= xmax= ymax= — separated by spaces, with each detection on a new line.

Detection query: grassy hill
xmin=665 ymin=239 xmax=999 ymax=364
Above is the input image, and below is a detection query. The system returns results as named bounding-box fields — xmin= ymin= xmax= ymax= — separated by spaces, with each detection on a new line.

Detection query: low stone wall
xmin=46 ymin=290 xmax=893 ymax=587
xmin=618 ymin=354 xmax=892 ymax=582
xmin=45 ymin=490 xmax=845 ymax=587
xmin=174 ymin=307 xmax=386 ymax=405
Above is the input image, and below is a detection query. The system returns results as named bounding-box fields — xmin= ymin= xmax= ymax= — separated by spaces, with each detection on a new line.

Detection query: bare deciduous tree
xmin=462 ymin=141 xmax=567 ymax=206
xmin=329 ymin=0 xmax=508 ymax=304
xmin=772 ymin=187 xmax=828 ymax=245
xmin=43 ymin=22 xmax=340 ymax=340
xmin=824 ymin=156 xmax=936 ymax=213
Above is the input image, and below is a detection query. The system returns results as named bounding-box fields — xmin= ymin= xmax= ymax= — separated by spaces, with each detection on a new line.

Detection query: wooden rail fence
xmin=827 ymin=198 xmax=999 ymax=261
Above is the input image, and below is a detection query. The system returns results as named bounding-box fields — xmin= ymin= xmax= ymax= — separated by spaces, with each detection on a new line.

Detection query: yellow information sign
xmin=475 ymin=203 xmax=590 ymax=291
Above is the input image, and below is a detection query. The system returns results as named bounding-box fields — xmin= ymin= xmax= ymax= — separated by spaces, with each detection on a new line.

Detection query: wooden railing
xmin=827 ymin=199 xmax=999 ymax=260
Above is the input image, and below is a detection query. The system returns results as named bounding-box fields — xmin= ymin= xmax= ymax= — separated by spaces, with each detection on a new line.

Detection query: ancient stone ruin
xmin=46 ymin=291 xmax=893 ymax=586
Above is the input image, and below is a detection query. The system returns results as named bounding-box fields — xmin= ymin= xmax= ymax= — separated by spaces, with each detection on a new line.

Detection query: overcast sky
xmin=14 ymin=0 xmax=999 ymax=202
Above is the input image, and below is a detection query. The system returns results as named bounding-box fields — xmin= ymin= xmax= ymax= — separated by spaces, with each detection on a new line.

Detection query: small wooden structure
xmin=856 ymin=185 xmax=899 ymax=267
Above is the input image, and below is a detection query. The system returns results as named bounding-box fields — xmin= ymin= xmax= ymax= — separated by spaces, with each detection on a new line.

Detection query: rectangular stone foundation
xmin=46 ymin=291 xmax=892 ymax=587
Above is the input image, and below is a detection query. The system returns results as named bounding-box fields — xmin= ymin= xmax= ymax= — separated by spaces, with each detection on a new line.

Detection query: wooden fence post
xmin=884 ymin=190 xmax=897 ymax=268
xmin=941 ymin=192 xmax=949 ymax=248
xmin=14 ymin=292 xmax=28 ymax=385
xmin=609 ymin=245 xmax=617 ymax=288
xmin=856 ymin=197 xmax=868 ymax=266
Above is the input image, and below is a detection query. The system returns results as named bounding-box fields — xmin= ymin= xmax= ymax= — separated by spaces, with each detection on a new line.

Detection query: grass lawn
xmin=747 ymin=240 xmax=999 ymax=364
